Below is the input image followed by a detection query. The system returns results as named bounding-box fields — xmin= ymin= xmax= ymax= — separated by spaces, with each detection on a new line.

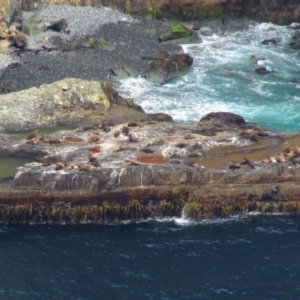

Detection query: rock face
xmin=0 ymin=78 xmax=150 ymax=131
xmin=159 ymin=23 xmax=201 ymax=44
xmin=20 ymin=10 xmax=47 ymax=36
xmin=1 ymin=0 xmax=300 ymax=24
xmin=0 ymin=110 xmax=300 ymax=223
xmin=141 ymin=53 xmax=193 ymax=84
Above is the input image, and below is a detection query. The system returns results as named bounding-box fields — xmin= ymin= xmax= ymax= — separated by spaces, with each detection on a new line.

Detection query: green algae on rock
xmin=0 ymin=78 xmax=149 ymax=131
xmin=159 ymin=23 xmax=201 ymax=44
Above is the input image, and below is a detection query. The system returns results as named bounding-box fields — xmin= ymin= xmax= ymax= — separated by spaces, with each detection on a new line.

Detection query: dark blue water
xmin=3 ymin=20 xmax=300 ymax=299
xmin=1 ymin=215 xmax=300 ymax=299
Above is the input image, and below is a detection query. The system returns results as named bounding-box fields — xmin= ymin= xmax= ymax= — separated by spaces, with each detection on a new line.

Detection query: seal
xmin=99 ymin=121 xmax=111 ymax=133
xmin=184 ymin=134 xmax=197 ymax=140
xmin=26 ymin=137 xmax=39 ymax=145
xmin=54 ymin=162 xmax=65 ymax=170
xmin=76 ymin=124 xmax=96 ymax=132
xmin=43 ymin=138 xmax=62 ymax=145
xmin=242 ymin=157 xmax=255 ymax=169
xmin=122 ymin=126 xmax=130 ymax=136
xmin=88 ymin=153 xmax=98 ymax=163
xmin=123 ymin=160 xmax=141 ymax=166
xmin=229 ymin=160 xmax=241 ymax=170
xmin=128 ymin=134 xmax=138 ymax=142
xmin=78 ymin=165 xmax=96 ymax=172
xmin=114 ymin=130 xmax=121 ymax=138
xmin=175 ymin=142 xmax=187 ymax=148
xmin=27 ymin=129 xmax=38 ymax=140
xmin=88 ymin=133 xmax=100 ymax=143
xmin=272 ymin=184 xmax=280 ymax=194
xmin=140 ymin=148 xmax=155 ymax=154
xmin=128 ymin=122 xmax=143 ymax=127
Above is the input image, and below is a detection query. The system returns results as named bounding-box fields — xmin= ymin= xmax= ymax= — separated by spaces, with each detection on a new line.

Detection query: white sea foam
xmin=118 ymin=22 xmax=300 ymax=132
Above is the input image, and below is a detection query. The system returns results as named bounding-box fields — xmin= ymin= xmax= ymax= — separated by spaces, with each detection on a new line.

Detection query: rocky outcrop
xmin=1 ymin=0 xmax=300 ymax=24
xmin=158 ymin=23 xmax=201 ymax=44
xmin=141 ymin=53 xmax=193 ymax=84
xmin=0 ymin=109 xmax=299 ymax=223
xmin=0 ymin=78 xmax=151 ymax=131
xmin=20 ymin=10 xmax=47 ymax=36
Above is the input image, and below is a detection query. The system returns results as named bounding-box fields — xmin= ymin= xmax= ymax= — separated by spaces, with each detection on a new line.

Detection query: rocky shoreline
xmin=0 ymin=84 xmax=299 ymax=224
xmin=0 ymin=4 xmax=256 ymax=94
xmin=0 ymin=4 xmax=300 ymax=224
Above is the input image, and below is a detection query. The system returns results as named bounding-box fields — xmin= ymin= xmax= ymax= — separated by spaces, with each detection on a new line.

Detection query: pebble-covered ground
xmin=0 ymin=4 xmax=181 ymax=94
xmin=0 ymin=4 xmax=255 ymax=95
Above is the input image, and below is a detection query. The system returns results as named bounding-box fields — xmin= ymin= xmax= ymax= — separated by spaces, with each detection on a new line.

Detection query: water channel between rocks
xmin=0 ymin=125 xmax=77 ymax=180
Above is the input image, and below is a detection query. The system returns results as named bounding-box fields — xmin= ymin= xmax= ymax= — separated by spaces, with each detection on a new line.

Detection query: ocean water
xmin=119 ymin=22 xmax=300 ymax=132
xmin=1 ymin=216 xmax=300 ymax=299
xmin=3 ymin=22 xmax=300 ymax=299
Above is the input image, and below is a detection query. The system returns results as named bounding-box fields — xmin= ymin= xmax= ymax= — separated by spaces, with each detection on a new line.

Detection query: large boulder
xmin=0 ymin=78 xmax=149 ymax=131
xmin=197 ymin=112 xmax=259 ymax=135
xmin=141 ymin=52 xmax=193 ymax=84
xmin=200 ymin=112 xmax=247 ymax=127
xmin=20 ymin=10 xmax=47 ymax=36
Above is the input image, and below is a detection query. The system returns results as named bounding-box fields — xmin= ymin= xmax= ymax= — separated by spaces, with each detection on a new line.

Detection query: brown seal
xmin=76 ymin=124 xmax=96 ymax=132
xmin=128 ymin=134 xmax=138 ymax=142
xmin=229 ymin=160 xmax=241 ymax=170
xmin=54 ymin=162 xmax=65 ymax=170
xmin=175 ymin=142 xmax=187 ymax=148
xmin=122 ymin=126 xmax=130 ymax=136
xmin=123 ymin=160 xmax=142 ymax=166
xmin=78 ymin=165 xmax=96 ymax=172
xmin=114 ymin=130 xmax=121 ymax=138
xmin=43 ymin=138 xmax=62 ymax=145
xmin=140 ymin=148 xmax=155 ymax=154
xmin=88 ymin=133 xmax=100 ymax=143
xmin=128 ymin=122 xmax=143 ymax=127
xmin=88 ymin=153 xmax=98 ymax=163
xmin=27 ymin=129 xmax=38 ymax=140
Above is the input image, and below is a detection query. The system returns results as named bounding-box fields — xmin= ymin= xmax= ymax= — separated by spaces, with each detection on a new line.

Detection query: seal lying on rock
xmin=76 ymin=124 xmax=96 ymax=132
xmin=27 ymin=129 xmax=38 ymax=140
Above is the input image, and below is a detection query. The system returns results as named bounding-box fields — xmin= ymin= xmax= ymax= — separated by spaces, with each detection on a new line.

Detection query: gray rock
xmin=0 ymin=78 xmax=148 ymax=131
xmin=20 ymin=11 xmax=47 ymax=36
xmin=199 ymin=26 xmax=213 ymax=36
xmin=148 ymin=113 xmax=173 ymax=122
xmin=141 ymin=53 xmax=194 ymax=84
xmin=109 ymin=66 xmax=139 ymax=79
xmin=47 ymin=18 xmax=68 ymax=32
xmin=200 ymin=112 xmax=246 ymax=127
xmin=159 ymin=23 xmax=201 ymax=44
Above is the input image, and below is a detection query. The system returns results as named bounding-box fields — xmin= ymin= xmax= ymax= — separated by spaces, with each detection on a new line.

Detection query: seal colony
xmin=0 ymin=106 xmax=299 ymax=224
xmin=1 ymin=5 xmax=300 ymax=223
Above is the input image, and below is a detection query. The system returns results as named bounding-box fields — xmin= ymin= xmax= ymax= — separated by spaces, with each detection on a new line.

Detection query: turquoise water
xmin=120 ymin=22 xmax=300 ymax=132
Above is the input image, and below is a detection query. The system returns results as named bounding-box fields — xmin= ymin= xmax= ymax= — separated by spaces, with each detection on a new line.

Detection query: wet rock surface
xmin=0 ymin=109 xmax=300 ymax=223
xmin=1 ymin=5 xmax=300 ymax=223
xmin=141 ymin=53 xmax=194 ymax=84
